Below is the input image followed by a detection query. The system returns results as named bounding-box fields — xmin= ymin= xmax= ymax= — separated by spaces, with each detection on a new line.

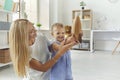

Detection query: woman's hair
xmin=51 ymin=23 xmax=64 ymax=33
xmin=9 ymin=19 xmax=30 ymax=77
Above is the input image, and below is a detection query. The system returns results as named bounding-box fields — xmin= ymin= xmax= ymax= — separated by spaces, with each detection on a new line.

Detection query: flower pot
xmin=82 ymin=6 xmax=84 ymax=10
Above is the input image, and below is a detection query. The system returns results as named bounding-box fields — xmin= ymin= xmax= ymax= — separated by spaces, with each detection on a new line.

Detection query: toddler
xmin=50 ymin=23 xmax=73 ymax=80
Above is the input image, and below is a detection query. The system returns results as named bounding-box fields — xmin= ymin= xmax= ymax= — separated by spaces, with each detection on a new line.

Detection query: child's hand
xmin=64 ymin=35 xmax=79 ymax=45
xmin=79 ymin=31 xmax=83 ymax=43
xmin=71 ymin=31 xmax=83 ymax=43
xmin=59 ymin=39 xmax=78 ymax=51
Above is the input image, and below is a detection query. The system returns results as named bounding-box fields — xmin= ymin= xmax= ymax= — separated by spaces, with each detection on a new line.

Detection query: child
xmin=50 ymin=23 xmax=73 ymax=80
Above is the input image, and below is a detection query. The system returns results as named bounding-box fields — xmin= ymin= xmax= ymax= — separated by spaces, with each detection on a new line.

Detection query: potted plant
xmin=80 ymin=1 xmax=86 ymax=9
xmin=36 ymin=23 xmax=42 ymax=30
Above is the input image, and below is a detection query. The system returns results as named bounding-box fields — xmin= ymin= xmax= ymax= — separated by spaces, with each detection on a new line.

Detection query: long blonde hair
xmin=9 ymin=19 xmax=30 ymax=77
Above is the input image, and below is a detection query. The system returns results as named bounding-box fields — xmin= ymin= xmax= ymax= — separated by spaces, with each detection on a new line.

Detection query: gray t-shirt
xmin=24 ymin=32 xmax=53 ymax=80
xmin=31 ymin=32 xmax=52 ymax=63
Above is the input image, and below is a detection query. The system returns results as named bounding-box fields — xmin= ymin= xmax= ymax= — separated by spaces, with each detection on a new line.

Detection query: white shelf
xmin=82 ymin=38 xmax=90 ymax=40
xmin=72 ymin=9 xmax=92 ymax=50
xmin=0 ymin=9 xmax=12 ymax=14
xmin=0 ymin=62 xmax=12 ymax=67
xmin=0 ymin=45 xmax=9 ymax=49
xmin=82 ymin=29 xmax=91 ymax=31
xmin=0 ymin=30 xmax=9 ymax=32
xmin=81 ymin=19 xmax=91 ymax=21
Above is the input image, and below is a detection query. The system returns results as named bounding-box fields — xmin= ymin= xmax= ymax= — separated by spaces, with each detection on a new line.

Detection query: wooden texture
xmin=72 ymin=16 xmax=82 ymax=43
xmin=0 ymin=49 xmax=11 ymax=63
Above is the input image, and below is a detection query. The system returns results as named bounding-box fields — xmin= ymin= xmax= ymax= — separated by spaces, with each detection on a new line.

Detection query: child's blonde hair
xmin=9 ymin=19 xmax=30 ymax=77
xmin=51 ymin=23 xmax=64 ymax=33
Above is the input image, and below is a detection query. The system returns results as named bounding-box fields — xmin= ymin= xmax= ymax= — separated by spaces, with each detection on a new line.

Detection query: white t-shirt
xmin=23 ymin=32 xmax=52 ymax=80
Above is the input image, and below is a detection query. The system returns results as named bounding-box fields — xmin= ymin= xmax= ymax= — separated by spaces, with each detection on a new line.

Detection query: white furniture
xmin=0 ymin=1 xmax=20 ymax=67
xmin=0 ymin=11 xmax=11 ymax=67
xmin=0 ymin=31 xmax=11 ymax=68
xmin=0 ymin=62 xmax=12 ymax=67
xmin=72 ymin=9 xmax=92 ymax=50
xmin=90 ymin=30 xmax=120 ymax=52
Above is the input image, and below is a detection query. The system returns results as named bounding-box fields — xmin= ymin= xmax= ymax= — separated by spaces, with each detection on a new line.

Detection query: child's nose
xmin=59 ymin=33 xmax=63 ymax=36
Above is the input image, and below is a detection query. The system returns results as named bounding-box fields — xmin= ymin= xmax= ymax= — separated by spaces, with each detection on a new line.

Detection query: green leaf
xmin=80 ymin=1 xmax=86 ymax=6
xmin=36 ymin=23 xmax=42 ymax=27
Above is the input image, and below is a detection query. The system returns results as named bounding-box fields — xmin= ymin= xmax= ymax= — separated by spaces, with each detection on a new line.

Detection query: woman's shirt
xmin=23 ymin=32 xmax=52 ymax=80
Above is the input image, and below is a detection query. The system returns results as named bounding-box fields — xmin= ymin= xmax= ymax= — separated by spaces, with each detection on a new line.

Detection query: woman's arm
xmin=51 ymin=35 xmax=77 ymax=51
xmin=29 ymin=40 xmax=76 ymax=72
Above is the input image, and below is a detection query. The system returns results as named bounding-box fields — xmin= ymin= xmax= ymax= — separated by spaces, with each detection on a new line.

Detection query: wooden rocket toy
xmin=72 ymin=16 xmax=82 ymax=43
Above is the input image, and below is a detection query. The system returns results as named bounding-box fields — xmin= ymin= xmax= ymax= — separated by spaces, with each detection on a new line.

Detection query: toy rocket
xmin=72 ymin=16 xmax=82 ymax=43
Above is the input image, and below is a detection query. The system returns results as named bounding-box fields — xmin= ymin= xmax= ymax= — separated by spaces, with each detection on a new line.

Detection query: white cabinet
xmin=0 ymin=62 xmax=12 ymax=67
xmin=0 ymin=0 xmax=20 ymax=68
xmin=0 ymin=10 xmax=12 ymax=49
xmin=72 ymin=9 xmax=92 ymax=50
xmin=0 ymin=8 xmax=13 ymax=48
xmin=0 ymin=11 xmax=12 ymax=67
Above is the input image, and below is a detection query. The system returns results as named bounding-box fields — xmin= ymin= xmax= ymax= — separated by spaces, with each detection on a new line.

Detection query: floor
xmin=0 ymin=50 xmax=120 ymax=80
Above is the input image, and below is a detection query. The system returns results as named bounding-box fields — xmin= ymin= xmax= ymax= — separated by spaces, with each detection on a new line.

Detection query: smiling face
xmin=28 ymin=22 xmax=37 ymax=45
xmin=52 ymin=26 xmax=65 ymax=42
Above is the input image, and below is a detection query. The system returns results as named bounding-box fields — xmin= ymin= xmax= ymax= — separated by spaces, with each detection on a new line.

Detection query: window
xmin=24 ymin=0 xmax=49 ymax=30
xmin=12 ymin=0 xmax=19 ymax=21
xmin=24 ymin=0 xmax=37 ymax=23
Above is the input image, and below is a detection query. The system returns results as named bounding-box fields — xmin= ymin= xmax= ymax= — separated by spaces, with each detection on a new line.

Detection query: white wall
xmin=25 ymin=0 xmax=37 ymax=23
xmin=50 ymin=0 xmax=120 ymax=51
xmin=61 ymin=0 xmax=120 ymax=29
xmin=49 ymin=0 xmax=63 ymax=26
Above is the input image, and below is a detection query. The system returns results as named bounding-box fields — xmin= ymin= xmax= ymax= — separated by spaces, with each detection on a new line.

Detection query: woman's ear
xmin=51 ymin=32 xmax=53 ymax=36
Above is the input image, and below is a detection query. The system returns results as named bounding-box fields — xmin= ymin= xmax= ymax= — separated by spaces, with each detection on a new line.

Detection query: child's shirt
xmin=50 ymin=41 xmax=73 ymax=80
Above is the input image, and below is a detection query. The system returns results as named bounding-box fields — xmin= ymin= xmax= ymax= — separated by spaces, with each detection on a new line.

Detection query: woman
xmin=9 ymin=19 xmax=77 ymax=80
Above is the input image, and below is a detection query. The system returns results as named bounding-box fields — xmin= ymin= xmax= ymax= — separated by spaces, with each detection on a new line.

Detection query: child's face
xmin=52 ymin=26 xmax=65 ymax=42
